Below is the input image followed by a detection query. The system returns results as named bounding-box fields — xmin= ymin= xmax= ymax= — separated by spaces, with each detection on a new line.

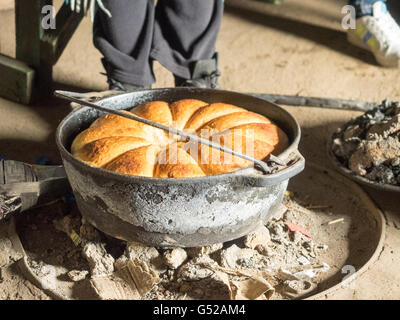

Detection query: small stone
xmin=67 ymin=270 xmax=89 ymax=282
xmin=177 ymin=256 xmax=217 ymax=281
xmin=125 ymin=241 xmax=165 ymax=272
xmin=219 ymin=244 xmax=258 ymax=269
xmin=186 ymin=243 xmax=223 ymax=258
xmin=255 ymin=244 xmax=275 ymax=257
xmin=163 ymin=248 xmax=187 ymax=269
xmin=82 ymin=242 xmax=114 ymax=277
xmin=243 ymin=226 xmax=271 ymax=249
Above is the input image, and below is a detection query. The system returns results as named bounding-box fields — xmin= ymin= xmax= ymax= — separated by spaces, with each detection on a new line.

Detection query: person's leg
xmin=93 ymin=0 xmax=155 ymax=89
xmin=347 ymin=0 xmax=400 ymax=67
xmin=151 ymin=0 xmax=224 ymax=88
xmin=348 ymin=0 xmax=386 ymax=18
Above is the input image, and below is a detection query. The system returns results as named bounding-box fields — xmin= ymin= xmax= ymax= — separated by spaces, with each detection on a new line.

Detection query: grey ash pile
xmin=332 ymin=100 xmax=400 ymax=186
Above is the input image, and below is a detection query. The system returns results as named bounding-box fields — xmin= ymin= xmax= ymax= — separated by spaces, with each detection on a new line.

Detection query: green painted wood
xmin=15 ymin=0 xmax=53 ymax=102
xmin=0 ymin=54 xmax=35 ymax=104
xmin=15 ymin=0 xmax=50 ymax=66
xmin=1 ymin=0 xmax=84 ymax=103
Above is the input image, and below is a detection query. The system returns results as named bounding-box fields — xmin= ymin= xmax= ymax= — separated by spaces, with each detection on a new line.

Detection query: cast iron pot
xmin=56 ymin=88 xmax=305 ymax=247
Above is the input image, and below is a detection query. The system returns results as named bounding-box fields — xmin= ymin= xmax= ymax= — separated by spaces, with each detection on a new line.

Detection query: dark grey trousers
xmin=93 ymin=0 xmax=224 ymax=87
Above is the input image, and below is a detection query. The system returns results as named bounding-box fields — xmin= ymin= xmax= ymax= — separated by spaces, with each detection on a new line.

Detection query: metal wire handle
xmin=55 ymin=90 xmax=287 ymax=174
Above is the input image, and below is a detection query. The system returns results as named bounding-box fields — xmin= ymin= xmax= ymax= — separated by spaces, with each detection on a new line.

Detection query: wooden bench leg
xmin=15 ymin=0 xmax=53 ymax=101
xmin=0 ymin=0 xmax=84 ymax=104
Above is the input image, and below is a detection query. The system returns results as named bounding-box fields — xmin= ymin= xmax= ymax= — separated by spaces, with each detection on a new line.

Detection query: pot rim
xmin=55 ymin=88 xmax=303 ymax=185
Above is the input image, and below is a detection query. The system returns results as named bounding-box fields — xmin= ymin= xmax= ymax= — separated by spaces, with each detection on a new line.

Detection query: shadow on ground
xmin=225 ymin=1 xmax=377 ymax=66
xmin=0 ymin=82 xmax=96 ymax=164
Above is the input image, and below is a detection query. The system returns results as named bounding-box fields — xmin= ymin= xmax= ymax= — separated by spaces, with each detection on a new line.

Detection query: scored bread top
xmin=71 ymin=99 xmax=289 ymax=178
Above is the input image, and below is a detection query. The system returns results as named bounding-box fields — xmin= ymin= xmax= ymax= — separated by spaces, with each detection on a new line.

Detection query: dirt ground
xmin=0 ymin=0 xmax=399 ymax=299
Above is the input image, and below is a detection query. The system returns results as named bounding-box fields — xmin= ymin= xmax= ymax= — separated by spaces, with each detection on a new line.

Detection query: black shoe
xmin=174 ymin=53 xmax=221 ymax=89
xmin=107 ymin=78 xmax=148 ymax=92
xmin=101 ymin=58 xmax=150 ymax=92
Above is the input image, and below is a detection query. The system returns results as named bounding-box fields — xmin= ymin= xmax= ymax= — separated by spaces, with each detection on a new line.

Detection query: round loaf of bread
xmin=71 ymin=99 xmax=289 ymax=178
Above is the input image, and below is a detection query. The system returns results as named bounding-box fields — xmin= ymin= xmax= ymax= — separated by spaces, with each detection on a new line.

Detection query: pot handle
xmin=0 ymin=160 xmax=70 ymax=219
xmin=233 ymin=150 xmax=305 ymax=187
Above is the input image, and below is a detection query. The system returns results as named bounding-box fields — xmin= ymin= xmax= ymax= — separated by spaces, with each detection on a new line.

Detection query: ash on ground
xmin=21 ymin=194 xmax=331 ymax=300
xmin=332 ymin=100 xmax=400 ymax=186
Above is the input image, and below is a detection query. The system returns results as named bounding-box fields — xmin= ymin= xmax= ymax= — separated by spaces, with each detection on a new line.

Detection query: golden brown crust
xmin=226 ymin=122 xmax=289 ymax=153
xmin=73 ymin=136 xmax=150 ymax=168
xmin=154 ymin=143 xmax=205 ymax=178
xmin=71 ymin=99 xmax=289 ymax=177
xmin=89 ymin=111 xmax=136 ymax=129
xmin=104 ymin=145 xmax=160 ymax=177
xmin=192 ymin=127 xmax=276 ymax=175
xmin=184 ymin=103 xmax=245 ymax=132
xmin=169 ymin=99 xmax=209 ymax=131
xmin=197 ymin=111 xmax=272 ymax=138
xmin=71 ymin=126 xmax=154 ymax=154
xmin=131 ymin=101 xmax=173 ymax=127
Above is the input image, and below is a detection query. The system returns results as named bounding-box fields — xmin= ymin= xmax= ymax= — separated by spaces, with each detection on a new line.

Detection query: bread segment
xmin=71 ymin=126 xmax=155 ymax=154
xmin=71 ymin=99 xmax=289 ymax=177
xmin=189 ymin=126 xmax=276 ymax=176
xmin=184 ymin=103 xmax=245 ymax=132
xmin=154 ymin=143 xmax=205 ymax=178
xmin=131 ymin=101 xmax=173 ymax=127
xmin=73 ymin=136 xmax=150 ymax=168
xmin=197 ymin=111 xmax=272 ymax=138
xmin=104 ymin=145 xmax=160 ymax=177
xmin=227 ymin=123 xmax=289 ymax=156
xmin=169 ymin=99 xmax=209 ymax=131
xmin=89 ymin=111 xmax=137 ymax=129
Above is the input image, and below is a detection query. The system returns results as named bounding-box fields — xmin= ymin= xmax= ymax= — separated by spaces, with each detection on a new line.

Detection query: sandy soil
xmin=0 ymin=0 xmax=13 ymax=12
xmin=0 ymin=0 xmax=399 ymax=299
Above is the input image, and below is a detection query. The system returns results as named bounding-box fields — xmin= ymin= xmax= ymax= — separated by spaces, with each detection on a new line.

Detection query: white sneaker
xmin=347 ymin=1 xmax=400 ymax=67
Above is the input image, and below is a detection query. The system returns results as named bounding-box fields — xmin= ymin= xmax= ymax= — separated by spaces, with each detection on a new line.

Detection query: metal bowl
xmin=56 ymin=88 xmax=305 ymax=247
xmin=327 ymin=136 xmax=400 ymax=194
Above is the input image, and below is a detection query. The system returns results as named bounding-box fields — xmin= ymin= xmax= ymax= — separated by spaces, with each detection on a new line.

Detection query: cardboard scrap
xmin=90 ymin=268 xmax=140 ymax=300
xmin=200 ymin=263 xmax=275 ymax=300
xmin=89 ymin=258 xmax=162 ymax=300
xmin=230 ymin=278 xmax=273 ymax=300
xmin=126 ymin=258 xmax=161 ymax=296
